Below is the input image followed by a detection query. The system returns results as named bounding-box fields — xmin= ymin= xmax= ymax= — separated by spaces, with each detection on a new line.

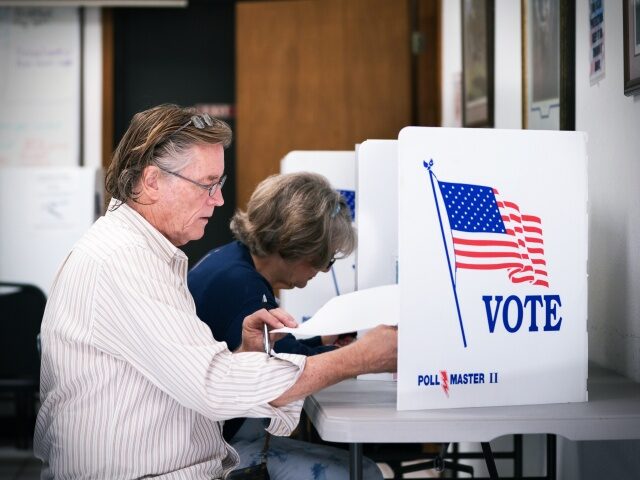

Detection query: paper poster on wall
xmin=0 ymin=166 xmax=102 ymax=294
xmin=279 ymin=151 xmax=356 ymax=325
xmin=397 ymin=127 xmax=588 ymax=410
xmin=0 ymin=8 xmax=80 ymax=166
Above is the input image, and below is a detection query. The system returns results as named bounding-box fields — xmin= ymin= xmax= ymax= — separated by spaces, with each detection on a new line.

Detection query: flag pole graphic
xmin=423 ymin=160 xmax=467 ymax=348
xmin=330 ymin=265 xmax=340 ymax=296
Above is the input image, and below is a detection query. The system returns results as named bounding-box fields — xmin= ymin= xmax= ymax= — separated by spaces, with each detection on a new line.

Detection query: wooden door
xmin=236 ymin=0 xmax=440 ymax=208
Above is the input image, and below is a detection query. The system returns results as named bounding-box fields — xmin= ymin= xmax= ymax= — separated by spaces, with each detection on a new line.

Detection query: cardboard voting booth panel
xmin=279 ymin=151 xmax=356 ymax=324
xmin=356 ymin=140 xmax=398 ymax=290
xmin=397 ymin=127 xmax=588 ymax=410
xmin=356 ymin=140 xmax=398 ymax=381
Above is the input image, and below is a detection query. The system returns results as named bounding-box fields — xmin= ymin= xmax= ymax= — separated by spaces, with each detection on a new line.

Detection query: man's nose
xmin=209 ymin=189 xmax=224 ymax=207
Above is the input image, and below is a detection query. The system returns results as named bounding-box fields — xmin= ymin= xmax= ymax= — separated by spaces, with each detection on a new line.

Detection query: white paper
xmin=273 ymin=284 xmax=398 ymax=337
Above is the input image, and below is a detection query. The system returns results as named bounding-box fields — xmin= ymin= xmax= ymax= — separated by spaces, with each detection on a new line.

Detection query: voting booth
xmin=275 ymin=127 xmax=588 ymax=411
xmin=396 ymin=127 xmax=588 ymax=410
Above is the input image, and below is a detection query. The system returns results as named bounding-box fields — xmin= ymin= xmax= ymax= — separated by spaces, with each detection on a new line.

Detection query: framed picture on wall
xmin=461 ymin=0 xmax=495 ymax=127
xmin=521 ymin=0 xmax=575 ymax=130
xmin=623 ymin=0 xmax=640 ymax=96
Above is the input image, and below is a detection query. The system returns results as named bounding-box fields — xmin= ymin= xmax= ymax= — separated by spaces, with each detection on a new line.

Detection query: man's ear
xmin=140 ymin=165 xmax=161 ymax=201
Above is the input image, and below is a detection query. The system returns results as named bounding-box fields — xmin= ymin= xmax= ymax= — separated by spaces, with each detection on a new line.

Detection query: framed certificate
xmin=461 ymin=0 xmax=495 ymax=128
xmin=623 ymin=0 xmax=640 ymax=96
xmin=521 ymin=0 xmax=575 ymax=130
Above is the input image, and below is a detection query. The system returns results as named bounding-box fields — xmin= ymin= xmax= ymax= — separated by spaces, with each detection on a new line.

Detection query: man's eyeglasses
xmin=158 ymin=165 xmax=227 ymax=197
xmin=174 ymin=113 xmax=216 ymax=135
xmin=326 ymin=257 xmax=336 ymax=270
xmin=156 ymin=113 xmax=217 ymax=152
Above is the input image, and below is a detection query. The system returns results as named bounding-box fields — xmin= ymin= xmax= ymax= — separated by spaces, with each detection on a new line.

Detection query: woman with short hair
xmin=188 ymin=172 xmax=383 ymax=480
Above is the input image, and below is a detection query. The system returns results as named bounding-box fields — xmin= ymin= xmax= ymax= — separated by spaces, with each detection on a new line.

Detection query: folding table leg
xmin=481 ymin=442 xmax=500 ymax=479
xmin=546 ymin=434 xmax=557 ymax=480
xmin=349 ymin=442 xmax=363 ymax=480
xmin=514 ymin=434 xmax=523 ymax=478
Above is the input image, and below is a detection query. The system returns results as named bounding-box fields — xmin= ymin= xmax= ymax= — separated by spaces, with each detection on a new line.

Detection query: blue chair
xmin=0 ymin=282 xmax=46 ymax=449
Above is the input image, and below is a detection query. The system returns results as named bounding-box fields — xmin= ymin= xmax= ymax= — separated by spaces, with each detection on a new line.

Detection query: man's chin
xmin=180 ymin=228 xmax=207 ymax=246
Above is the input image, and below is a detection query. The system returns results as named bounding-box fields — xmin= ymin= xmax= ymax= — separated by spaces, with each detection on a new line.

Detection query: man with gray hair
xmin=34 ymin=104 xmax=397 ymax=479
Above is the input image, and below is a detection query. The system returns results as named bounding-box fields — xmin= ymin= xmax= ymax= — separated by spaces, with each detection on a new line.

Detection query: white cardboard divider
xmin=397 ymin=127 xmax=588 ymax=410
xmin=356 ymin=139 xmax=399 ymax=381
xmin=356 ymin=140 xmax=399 ymax=291
xmin=279 ymin=151 xmax=356 ymax=327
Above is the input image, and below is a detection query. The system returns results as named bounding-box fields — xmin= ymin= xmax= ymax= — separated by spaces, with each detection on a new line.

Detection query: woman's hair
xmin=105 ymin=104 xmax=232 ymax=208
xmin=231 ymin=172 xmax=356 ymax=268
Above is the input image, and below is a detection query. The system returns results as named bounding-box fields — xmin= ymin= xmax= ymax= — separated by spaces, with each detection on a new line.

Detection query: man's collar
xmin=106 ymin=198 xmax=186 ymax=265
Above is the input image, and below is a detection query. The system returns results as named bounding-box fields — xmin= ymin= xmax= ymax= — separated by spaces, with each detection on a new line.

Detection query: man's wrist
xmin=337 ymin=341 xmax=368 ymax=378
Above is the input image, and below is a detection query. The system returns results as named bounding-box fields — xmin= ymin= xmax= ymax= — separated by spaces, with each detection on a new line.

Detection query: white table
xmin=303 ymin=364 xmax=640 ymax=479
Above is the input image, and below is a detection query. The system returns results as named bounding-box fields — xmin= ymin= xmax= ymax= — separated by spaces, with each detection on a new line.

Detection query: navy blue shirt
xmin=188 ymin=241 xmax=335 ymax=356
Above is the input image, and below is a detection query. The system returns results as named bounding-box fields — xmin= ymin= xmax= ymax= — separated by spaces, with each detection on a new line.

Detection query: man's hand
xmin=270 ymin=324 xmax=397 ymax=407
xmin=352 ymin=325 xmax=397 ymax=373
xmin=236 ymin=308 xmax=298 ymax=353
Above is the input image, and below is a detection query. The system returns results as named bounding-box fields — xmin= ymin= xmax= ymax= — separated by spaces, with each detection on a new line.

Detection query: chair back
xmin=0 ymin=282 xmax=47 ymax=382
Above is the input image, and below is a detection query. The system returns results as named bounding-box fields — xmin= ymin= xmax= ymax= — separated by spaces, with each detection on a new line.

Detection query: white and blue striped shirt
xmin=34 ymin=200 xmax=306 ymax=479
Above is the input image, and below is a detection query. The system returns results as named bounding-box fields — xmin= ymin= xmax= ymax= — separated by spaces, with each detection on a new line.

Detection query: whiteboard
xmin=0 ymin=7 xmax=80 ymax=166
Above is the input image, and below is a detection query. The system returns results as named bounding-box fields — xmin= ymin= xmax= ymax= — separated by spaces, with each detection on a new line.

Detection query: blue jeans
xmin=230 ymin=418 xmax=383 ymax=480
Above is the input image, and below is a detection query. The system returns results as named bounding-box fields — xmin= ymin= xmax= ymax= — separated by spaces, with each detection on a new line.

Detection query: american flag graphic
xmin=337 ymin=189 xmax=356 ymax=221
xmin=437 ymin=181 xmax=549 ymax=287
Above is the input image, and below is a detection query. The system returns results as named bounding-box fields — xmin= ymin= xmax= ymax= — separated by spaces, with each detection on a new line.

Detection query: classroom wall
xmin=442 ymin=1 xmax=640 ymax=477
xmin=442 ymin=0 xmax=640 ymax=383
xmin=576 ymin=0 xmax=640 ymax=384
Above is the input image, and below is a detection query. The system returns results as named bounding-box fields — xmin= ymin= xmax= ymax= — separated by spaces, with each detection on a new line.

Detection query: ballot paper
xmin=272 ymin=284 xmax=398 ymax=337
